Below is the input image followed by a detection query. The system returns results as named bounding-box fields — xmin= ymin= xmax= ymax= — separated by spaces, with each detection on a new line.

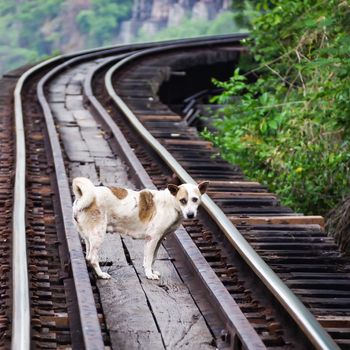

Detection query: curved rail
xmin=104 ymin=44 xmax=340 ymax=350
xmin=13 ymin=69 xmax=30 ymax=350
xmin=13 ymin=55 xmax=71 ymax=350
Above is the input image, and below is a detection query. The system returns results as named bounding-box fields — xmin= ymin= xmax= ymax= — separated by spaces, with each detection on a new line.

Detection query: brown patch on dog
xmin=85 ymin=199 xmax=99 ymax=215
xmin=176 ymin=186 xmax=188 ymax=201
xmin=84 ymin=199 xmax=102 ymax=227
xmin=109 ymin=186 xmax=128 ymax=199
xmin=139 ymin=190 xmax=156 ymax=222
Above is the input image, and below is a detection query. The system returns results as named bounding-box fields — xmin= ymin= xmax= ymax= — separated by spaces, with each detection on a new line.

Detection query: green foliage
xmin=203 ymin=0 xmax=350 ymax=215
xmin=17 ymin=0 xmax=63 ymax=53
xmin=76 ymin=0 xmax=132 ymax=47
xmin=136 ymin=12 xmax=243 ymax=42
xmin=0 ymin=0 xmax=63 ymax=74
xmin=231 ymin=0 xmax=261 ymax=28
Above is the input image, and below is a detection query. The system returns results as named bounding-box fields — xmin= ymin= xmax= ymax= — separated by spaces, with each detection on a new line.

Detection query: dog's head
xmin=167 ymin=181 xmax=209 ymax=219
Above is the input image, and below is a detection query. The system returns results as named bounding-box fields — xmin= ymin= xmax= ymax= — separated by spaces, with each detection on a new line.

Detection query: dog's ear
xmin=198 ymin=181 xmax=209 ymax=195
xmin=167 ymin=184 xmax=179 ymax=196
xmin=166 ymin=173 xmax=181 ymax=186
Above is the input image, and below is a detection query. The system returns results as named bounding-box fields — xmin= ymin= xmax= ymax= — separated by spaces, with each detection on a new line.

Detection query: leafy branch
xmin=203 ymin=0 xmax=350 ymax=215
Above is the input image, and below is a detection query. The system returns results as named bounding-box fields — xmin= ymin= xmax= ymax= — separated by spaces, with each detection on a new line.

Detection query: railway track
xmin=3 ymin=35 xmax=349 ymax=349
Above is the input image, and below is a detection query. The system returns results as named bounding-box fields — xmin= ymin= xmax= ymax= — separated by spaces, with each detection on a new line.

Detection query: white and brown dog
xmin=72 ymin=177 xmax=209 ymax=280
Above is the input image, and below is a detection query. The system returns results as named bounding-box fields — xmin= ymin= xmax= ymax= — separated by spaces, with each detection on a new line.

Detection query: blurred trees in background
xmin=0 ymin=0 xmax=237 ymax=75
xmin=136 ymin=11 xmax=241 ymax=42
xmin=0 ymin=0 xmax=133 ymax=74
xmin=76 ymin=0 xmax=132 ymax=47
xmin=0 ymin=0 xmax=62 ymax=72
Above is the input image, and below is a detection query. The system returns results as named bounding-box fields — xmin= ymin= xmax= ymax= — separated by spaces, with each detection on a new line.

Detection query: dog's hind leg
xmin=85 ymin=238 xmax=91 ymax=262
xmin=89 ymin=229 xmax=111 ymax=279
xmin=143 ymin=236 xmax=162 ymax=280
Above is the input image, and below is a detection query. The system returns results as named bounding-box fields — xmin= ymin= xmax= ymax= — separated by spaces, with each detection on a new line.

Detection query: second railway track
xmin=5 ymin=35 xmax=350 ymax=349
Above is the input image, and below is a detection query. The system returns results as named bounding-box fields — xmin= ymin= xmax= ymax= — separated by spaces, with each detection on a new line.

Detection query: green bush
xmin=203 ymin=0 xmax=350 ymax=215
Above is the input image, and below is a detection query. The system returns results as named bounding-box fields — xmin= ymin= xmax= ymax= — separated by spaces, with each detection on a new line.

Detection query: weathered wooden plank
xmin=122 ymin=236 xmax=215 ymax=349
xmin=97 ymin=234 xmax=165 ymax=350
xmin=59 ymin=125 xmax=94 ymax=161
xmin=69 ymin=163 xmax=99 ymax=185
xmin=208 ymin=191 xmax=275 ymax=198
xmin=66 ymin=84 xmax=82 ymax=95
xmin=230 ymin=215 xmax=324 ymax=227
xmin=286 ymin=279 xmax=350 ymax=288
xmin=59 ymin=126 xmax=85 ymax=146
xmin=48 ymin=92 xmax=65 ymax=103
xmin=162 ymin=139 xmax=213 ymax=148
xmin=99 ymin=165 xmax=132 ymax=188
xmin=139 ymin=115 xmax=182 ymax=122
xmin=317 ymin=315 xmax=350 ymax=327
xmin=48 ymin=83 xmax=65 ymax=93
xmin=66 ymin=95 xmax=84 ymax=110
xmin=80 ymin=129 xmax=113 ymax=158
xmin=71 ymin=71 xmax=86 ymax=83
xmin=206 ymin=180 xmax=263 ymax=187
xmin=50 ymin=103 xmax=76 ymax=124
xmin=73 ymin=110 xmax=99 ymax=128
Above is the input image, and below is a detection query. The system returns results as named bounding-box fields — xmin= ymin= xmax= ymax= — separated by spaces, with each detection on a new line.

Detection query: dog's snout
xmin=187 ymin=212 xmax=195 ymax=219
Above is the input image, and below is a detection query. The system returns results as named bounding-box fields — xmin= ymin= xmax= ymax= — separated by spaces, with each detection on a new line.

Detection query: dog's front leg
xmin=143 ymin=237 xmax=161 ymax=280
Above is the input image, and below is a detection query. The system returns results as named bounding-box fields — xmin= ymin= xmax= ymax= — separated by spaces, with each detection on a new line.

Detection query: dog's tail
xmin=72 ymin=177 xmax=95 ymax=211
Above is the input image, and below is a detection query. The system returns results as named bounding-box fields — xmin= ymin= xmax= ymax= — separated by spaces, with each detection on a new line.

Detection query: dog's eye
xmin=180 ymin=198 xmax=187 ymax=205
xmin=192 ymin=197 xmax=198 ymax=203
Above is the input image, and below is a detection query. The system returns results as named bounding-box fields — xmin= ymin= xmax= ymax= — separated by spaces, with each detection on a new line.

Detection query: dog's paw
xmin=153 ymin=270 xmax=161 ymax=277
xmin=146 ymin=272 xmax=160 ymax=280
xmin=98 ymin=272 xmax=111 ymax=279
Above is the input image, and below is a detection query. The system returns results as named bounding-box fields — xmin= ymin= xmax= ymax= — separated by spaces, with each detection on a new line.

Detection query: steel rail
xmin=12 ymin=67 xmax=31 ymax=350
xmin=105 ymin=43 xmax=340 ymax=350
xmin=13 ymin=54 xmax=75 ymax=350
